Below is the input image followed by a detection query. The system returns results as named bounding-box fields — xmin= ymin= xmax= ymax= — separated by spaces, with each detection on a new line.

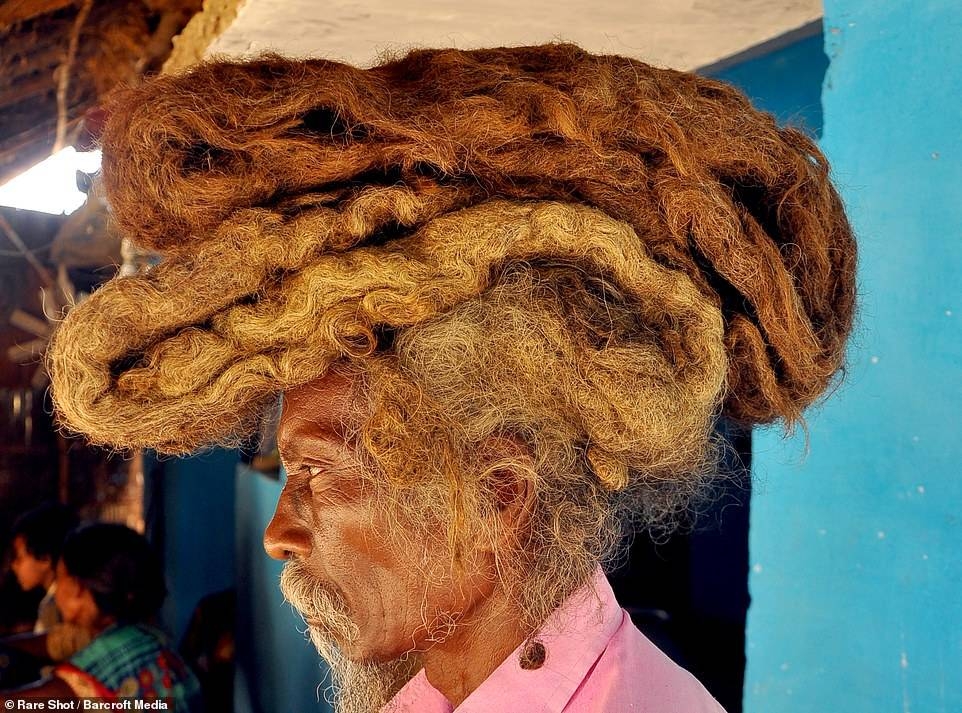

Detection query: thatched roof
xmin=0 ymin=0 xmax=202 ymax=187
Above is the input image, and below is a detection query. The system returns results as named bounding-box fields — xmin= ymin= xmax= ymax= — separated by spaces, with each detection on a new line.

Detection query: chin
xmin=307 ymin=637 xmax=421 ymax=713
xmin=308 ymin=624 xmax=398 ymax=666
xmin=313 ymin=629 xmax=374 ymax=662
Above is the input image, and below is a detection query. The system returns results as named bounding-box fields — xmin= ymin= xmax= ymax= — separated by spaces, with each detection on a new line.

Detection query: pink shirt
xmin=383 ymin=568 xmax=726 ymax=712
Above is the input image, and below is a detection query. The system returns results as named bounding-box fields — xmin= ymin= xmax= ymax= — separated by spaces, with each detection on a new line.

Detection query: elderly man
xmin=48 ymin=45 xmax=856 ymax=712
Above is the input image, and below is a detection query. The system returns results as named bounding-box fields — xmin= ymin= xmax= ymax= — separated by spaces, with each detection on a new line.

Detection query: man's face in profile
xmin=264 ymin=369 xmax=493 ymax=666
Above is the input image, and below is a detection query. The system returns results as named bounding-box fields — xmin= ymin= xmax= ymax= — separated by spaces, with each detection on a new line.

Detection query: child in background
xmin=2 ymin=523 xmax=203 ymax=712
xmin=3 ymin=504 xmax=82 ymax=689
xmin=10 ymin=503 xmax=77 ymax=633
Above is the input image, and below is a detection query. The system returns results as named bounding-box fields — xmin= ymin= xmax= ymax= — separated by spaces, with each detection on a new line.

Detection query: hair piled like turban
xmin=48 ymin=44 xmax=857 ymax=489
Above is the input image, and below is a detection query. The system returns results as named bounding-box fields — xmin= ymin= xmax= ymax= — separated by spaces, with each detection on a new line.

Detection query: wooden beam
xmin=7 ymin=337 xmax=47 ymax=363
xmin=0 ymin=97 xmax=89 ymax=158
xmin=0 ymin=72 xmax=58 ymax=106
xmin=0 ymin=107 xmax=88 ymax=187
xmin=0 ymin=0 xmax=78 ymax=28
xmin=0 ymin=40 xmax=71 ymax=79
xmin=9 ymin=308 xmax=51 ymax=339
xmin=0 ymin=215 xmax=58 ymax=290
xmin=0 ymin=41 xmax=101 ymax=94
xmin=0 ymin=125 xmax=55 ymax=171
xmin=0 ymin=68 xmax=95 ymax=112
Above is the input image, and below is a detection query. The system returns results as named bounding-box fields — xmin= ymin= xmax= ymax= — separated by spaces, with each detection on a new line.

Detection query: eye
xmin=306 ymin=464 xmax=325 ymax=478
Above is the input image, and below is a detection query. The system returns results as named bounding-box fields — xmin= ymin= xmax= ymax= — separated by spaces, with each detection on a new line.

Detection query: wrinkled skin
xmin=264 ymin=369 xmax=530 ymax=706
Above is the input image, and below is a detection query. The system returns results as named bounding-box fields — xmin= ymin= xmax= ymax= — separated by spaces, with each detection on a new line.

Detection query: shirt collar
xmin=383 ymin=567 xmax=621 ymax=713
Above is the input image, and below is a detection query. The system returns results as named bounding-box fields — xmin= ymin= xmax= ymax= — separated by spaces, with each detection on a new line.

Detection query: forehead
xmin=277 ymin=370 xmax=361 ymax=449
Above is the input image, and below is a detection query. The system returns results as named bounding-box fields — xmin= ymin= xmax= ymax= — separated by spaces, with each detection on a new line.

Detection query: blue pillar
xmin=157 ymin=449 xmax=237 ymax=644
xmin=745 ymin=2 xmax=962 ymax=711
xmin=234 ymin=463 xmax=334 ymax=713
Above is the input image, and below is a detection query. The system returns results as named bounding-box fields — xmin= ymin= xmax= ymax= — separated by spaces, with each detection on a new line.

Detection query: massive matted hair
xmin=48 ymin=44 xmax=856 ymax=623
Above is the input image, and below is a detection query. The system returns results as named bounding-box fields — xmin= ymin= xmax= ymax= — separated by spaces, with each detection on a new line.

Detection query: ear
xmin=478 ymin=435 xmax=537 ymax=548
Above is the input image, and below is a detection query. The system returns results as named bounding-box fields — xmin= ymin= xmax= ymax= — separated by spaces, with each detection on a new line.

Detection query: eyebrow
xmin=278 ymin=434 xmax=350 ymax=471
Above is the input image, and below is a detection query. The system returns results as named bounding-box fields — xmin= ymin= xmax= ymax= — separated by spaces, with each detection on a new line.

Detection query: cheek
xmin=14 ymin=560 xmax=40 ymax=589
xmin=362 ymin=530 xmax=465 ymax=646
xmin=321 ymin=518 xmax=422 ymax=652
xmin=328 ymin=520 xmax=399 ymax=607
xmin=384 ymin=533 xmax=496 ymax=643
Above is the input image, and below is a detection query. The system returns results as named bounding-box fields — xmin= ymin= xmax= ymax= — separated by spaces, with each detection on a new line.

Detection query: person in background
xmin=10 ymin=503 xmax=78 ymax=634
xmin=1 ymin=523 xmax=203 ymax=712
xmin=2 ymin=504 xmax=90 ymax=673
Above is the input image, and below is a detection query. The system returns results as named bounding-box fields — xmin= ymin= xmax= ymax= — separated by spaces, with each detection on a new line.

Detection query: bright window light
xmin=0 ymin=147 xmax=102 ymax=215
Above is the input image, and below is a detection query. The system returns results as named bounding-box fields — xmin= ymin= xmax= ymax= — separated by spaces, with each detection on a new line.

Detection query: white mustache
xmin=279 ymin=559 xmax=360 ymax=645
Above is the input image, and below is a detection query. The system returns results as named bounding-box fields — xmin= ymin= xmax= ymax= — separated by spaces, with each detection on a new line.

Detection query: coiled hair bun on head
xmin=48 ymin=44 xmax=856 ymax=474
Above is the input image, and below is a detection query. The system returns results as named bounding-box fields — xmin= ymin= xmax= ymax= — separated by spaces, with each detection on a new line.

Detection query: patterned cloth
xmin=54 ymin=624 xmax=202 ymax=712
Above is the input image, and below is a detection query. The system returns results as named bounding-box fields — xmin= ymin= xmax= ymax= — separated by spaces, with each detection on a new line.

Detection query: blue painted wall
xmin=234 ymin=464 xmax=334 ymax=713
xmin=154 ymin=453 xmax=331 ymax=712
xmin=156 ymin=450 xmax=237 ymax=643
xmin=745 ymin=2 xmax=962 ymax=711
xmin=706 ymin=30 xmax=827 ymax=138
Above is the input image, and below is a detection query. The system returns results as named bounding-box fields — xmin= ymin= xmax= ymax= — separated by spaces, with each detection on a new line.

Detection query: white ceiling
xmin=206 ymin=0 xmax=823 ymax=71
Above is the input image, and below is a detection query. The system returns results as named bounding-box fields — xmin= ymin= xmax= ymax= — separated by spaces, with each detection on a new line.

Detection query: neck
xmin=420 ymin=590 xmax=529 ymax=707
xmin=41 ymin=570 xmax=55 ymax=590
xmin=88 ymin=614 xmax=118 ymax=637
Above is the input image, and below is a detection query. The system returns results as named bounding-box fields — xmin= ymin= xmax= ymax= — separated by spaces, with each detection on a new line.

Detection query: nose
xmin=263 ymin=483 xmax=312 ymax=561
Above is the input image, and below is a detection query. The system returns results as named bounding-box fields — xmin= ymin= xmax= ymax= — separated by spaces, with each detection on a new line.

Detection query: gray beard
xmin=279 ymin=559 xmax=420 ymax=713
xmin=310 ymin=636 xmax=420 ymax=713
